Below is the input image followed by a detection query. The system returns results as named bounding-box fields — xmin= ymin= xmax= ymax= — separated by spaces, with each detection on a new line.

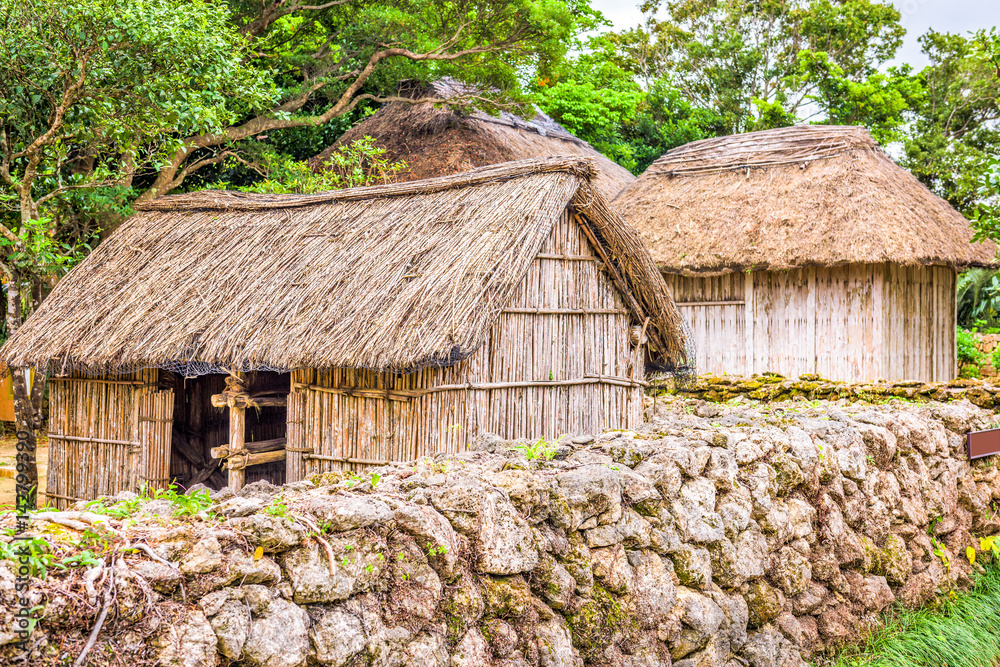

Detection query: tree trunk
xmin=6 ymin=279 xmax=38 ymax=510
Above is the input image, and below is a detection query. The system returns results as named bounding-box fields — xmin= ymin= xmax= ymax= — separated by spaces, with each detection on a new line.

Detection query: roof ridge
xmin=651 ymin=125 xmax=881 ymax=176
xmin=137 ymin=156 xmax=597 ymax=212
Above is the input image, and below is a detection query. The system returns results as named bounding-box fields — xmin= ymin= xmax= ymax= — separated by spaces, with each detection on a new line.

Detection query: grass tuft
xmin=822 ymin=564 xmax=1000 ymax=667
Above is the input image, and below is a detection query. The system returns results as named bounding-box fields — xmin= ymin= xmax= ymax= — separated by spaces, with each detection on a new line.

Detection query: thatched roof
xmin=312 ymin=80 xmax=635 ymax=202
xmin=1 ymin=157 xmax=689 ymax=376
xmin=613 ymin=124 xmax=998 ymax=275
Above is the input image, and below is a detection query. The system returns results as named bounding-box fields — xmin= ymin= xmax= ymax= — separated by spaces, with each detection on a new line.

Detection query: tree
xmin=534 ymin=39 xmax=647 ymax=170
xmin=237 ymin=136 xmax=408 ymax=194
xmin=613 ymin=0 xmax=906 ymax=134
xmin=134 ymin=0 xmax=602 ymax=203
xmin=0 ymin=0 xmax=269 ymax=504
xmin=902 ymin=29 xmax=1000 ymax=221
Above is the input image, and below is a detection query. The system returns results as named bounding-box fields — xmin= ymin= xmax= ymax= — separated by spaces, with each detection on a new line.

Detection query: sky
xmin=589 ymin=0 xmax=1000 ymax=70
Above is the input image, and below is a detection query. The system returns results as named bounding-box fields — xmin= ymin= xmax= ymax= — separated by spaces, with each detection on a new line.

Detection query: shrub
xmin=957 ymin=328 xmax=984 ymax=365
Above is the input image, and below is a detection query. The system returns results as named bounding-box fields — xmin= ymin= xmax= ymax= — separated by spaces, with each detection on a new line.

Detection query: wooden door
xmin=137 ymin=389 xmax=175 ymax=492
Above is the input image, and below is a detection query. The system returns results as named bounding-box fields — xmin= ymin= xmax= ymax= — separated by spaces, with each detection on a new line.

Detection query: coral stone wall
xmin=662 ymin=372 xmax=1000 ymax=409
xmin=2 ymin=398 xmax=999 ymax=667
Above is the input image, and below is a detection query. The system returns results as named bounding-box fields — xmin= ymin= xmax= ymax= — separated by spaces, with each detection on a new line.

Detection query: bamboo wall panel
xmin=45 ymin=369 xmax=166 ymax=508
xmin=670 ymin=263 xmax=956 ymax=383
xmin=662 ymin=273 xmax=746 ymax=374
xmin=138 ymin=389 xmax=175 ymax=491
xmin=882 ymin=264 xmax=955 ymax=382
xmin=752 ymin=269 xmax=816 ymax=377
xmin=812 ymin=264 xmax=881 ymax=381
xmin=288 ymin=211 xmax=644 ymax=474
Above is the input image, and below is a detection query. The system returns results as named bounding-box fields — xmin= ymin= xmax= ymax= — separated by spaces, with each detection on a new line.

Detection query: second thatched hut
xmin=312 ymin=79 xmax=636 ymax=201
xmin=614 ymin=125 xmax=998 ymax=382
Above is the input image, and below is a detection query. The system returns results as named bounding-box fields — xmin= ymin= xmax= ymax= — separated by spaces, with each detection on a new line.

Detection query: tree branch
xmin=137 ymin=36 xmax=523 ymax=201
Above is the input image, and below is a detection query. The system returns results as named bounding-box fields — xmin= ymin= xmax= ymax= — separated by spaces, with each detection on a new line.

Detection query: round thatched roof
xmin=613 ymin=124 xmax=998 ymax=275
xmin=312 ymin=80 xmax=635 ymax=202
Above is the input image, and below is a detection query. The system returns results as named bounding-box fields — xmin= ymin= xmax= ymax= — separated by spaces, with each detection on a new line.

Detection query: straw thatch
xmin=613 ymin=125 xmax=998 ymax=275
xmin=312 ymin=80 xmax=635 ymax=202
xmin=1 ymin=157 xmax=688 ymax=376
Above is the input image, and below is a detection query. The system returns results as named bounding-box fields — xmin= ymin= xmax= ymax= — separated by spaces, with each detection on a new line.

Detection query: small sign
xmin=967 ymin=428 xmax=1000 ymax=460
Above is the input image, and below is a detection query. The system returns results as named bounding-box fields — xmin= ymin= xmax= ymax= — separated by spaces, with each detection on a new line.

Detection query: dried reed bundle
xmin=614 ymin=125 xmax=997 ymax=275
xmin=1 ymin=157 xmax=690 ymax=376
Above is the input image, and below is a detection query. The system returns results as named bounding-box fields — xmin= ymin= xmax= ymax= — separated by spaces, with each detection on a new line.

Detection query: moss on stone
xmin=564 ymin=583 xmax=639 ymax=660
xmin=876 ymin=534 xmax=912 ymax=586
xmin=745 ymin=580 xmax=782 ymax=628
xmin=481 ymin=575 xmax=532 ymax=618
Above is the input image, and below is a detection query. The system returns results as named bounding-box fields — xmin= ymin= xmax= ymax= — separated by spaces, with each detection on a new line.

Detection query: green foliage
xmin=510 ymin=435 xmax=564 ymax=461
xmin=969 ymin=157 xmax=1000 ymax=243
xmin=263 ymin=497 xmax=289 ymax=518
xmin=150 ymin=484 xmax=214 ymax=517
xmin=902 ymin=30 xmax=1000 ymax=220
xmin=956 ymin=328 xmax=984 ymax=365
xmin=238 ymin=137 xmax=407 ymax=194
xmin=957 ymin=269 xmax=1000 ymax=328
xmin=616 ymin=0 xmax=906 ymax=134
xmin=823 ymin=563 xmax=1000 ymax=667
xmin=0 ymin=536 xmax=99 ymax=578
xmin=534 ymin=38 xmax=725 ymax=173
xmin=0 ymin=0 xmax=272 ymax=204
xmin=85 ymin=494 xmax=144 ymax=520
xmin=535 ymin=51 xmax=723 ymax=175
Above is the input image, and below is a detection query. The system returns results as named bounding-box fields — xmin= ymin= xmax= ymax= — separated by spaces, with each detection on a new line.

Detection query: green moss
xmin=746 ymin=580 xmax=782 ymax=628
xmin=860 ymin=535 xmax=881 ymax=575
xmin=481 ymin=575 xmax=531 ymax=618
xmin=437 ymin=576 xmax=485 ymax=644
xmin=875 ymin=535 xmax=911 ymax=587
xmin=565 ymin=583 xmax=639 ymax=660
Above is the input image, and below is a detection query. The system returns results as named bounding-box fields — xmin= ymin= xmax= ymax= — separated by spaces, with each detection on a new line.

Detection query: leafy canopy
xmin=616 ymin=0 xmax=907 ymax=135
xmin=0 ymin=0 xmax=272 ymax=214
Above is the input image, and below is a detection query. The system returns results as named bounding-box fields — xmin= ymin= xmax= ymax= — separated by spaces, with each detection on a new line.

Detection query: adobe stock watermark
xmin=896 ymin=0 xmax=936 ymax=23
xmin=12 ymin=427 xmax=37 ymax=651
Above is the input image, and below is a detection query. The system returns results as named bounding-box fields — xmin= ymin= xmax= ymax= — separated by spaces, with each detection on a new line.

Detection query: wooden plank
xmin=745 ymin=271 xmax=755 ymax=375
xmin=49 ymin=424 xmax=139 ymax=445
xmin=675 ymin=300 xmax=746 ymax=307
xmin=228 ymin=405 xmax=246 ymax=492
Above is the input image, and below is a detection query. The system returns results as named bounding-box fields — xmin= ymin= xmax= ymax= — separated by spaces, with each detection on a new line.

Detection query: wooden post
xmin=228 ymin=373 xmax=246 ymax=492
xmin=744 ymin=272 xmax=755 ymax=376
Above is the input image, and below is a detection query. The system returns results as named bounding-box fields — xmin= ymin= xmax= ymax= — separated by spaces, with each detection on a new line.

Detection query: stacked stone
xmin=661 ymin=373 xmax=1000 ymax=409
xmin=2 ymin=399 xmax=1000 ymax=667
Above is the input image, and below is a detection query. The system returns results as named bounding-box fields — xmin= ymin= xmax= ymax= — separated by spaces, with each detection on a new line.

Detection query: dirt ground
xmin=0 ymin=434 xmax=48 ymax=510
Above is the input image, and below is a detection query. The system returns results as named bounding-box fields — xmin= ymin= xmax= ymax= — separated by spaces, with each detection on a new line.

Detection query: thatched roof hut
xmin=2 ymin=157 xmax=689 ymax=506
xmin=614 ymin=125 xmax=998 ymax=382
xmin=312 ymin=80 xmax=635 ymax=201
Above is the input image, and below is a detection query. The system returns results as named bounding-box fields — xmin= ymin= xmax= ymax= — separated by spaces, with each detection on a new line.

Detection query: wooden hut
xmin=0 ymin=157 xmax=689 ymax=506
xmin=613 ymin=125 xmax=998 ymax=382
xmin=312 ymin=79 xmax=636 ymax=201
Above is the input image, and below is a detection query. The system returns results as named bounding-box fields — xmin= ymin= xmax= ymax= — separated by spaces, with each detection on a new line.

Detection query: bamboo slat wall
xmin=663 ymin=263 xmax=956 ymax=383
xmin=288 ymin=211 xmax=645 ymax=477
xmin=883 ymin=264 xmax=955 ymax=381
xmin=46 ymin=369 xmax=172 ymax=508
xmin=663 ymin=273 xmax=746 ymax=371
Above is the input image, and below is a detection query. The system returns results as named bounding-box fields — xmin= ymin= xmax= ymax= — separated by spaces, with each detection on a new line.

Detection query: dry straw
xmin=1 ymin=157 xmax=690 ymax=376
xmin=311 ymin=80 xmax=636 ymax=202
xmin=613 ymin=125 xmax=998 ymax=275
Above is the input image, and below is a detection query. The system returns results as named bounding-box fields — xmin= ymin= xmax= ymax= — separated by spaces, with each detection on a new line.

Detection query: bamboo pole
xmin=228 ymin=375 xmax=247 ymax=492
